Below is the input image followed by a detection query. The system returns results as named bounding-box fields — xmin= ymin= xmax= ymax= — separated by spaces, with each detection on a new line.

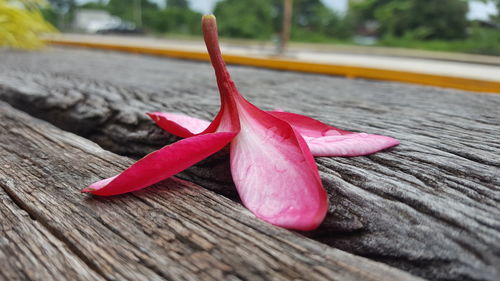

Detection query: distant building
xmin=73 ymin=9 xmax=122 ymax=33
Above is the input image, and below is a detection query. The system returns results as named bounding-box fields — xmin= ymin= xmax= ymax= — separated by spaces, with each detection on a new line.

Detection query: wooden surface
xmin=0 ymin=101 xmax=420 ymax=281
xmin=1 ymin=48 xmax=499 ymax=281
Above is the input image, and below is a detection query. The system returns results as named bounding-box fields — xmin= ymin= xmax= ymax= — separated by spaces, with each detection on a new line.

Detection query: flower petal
xmin=267 ymin=111 xmax=350 ymax=137
xmin=202 ymin=15 xmax=327 ymax=230
xmin=230 ymin=98 xmax=328 ymax=231
xmin=268 ymin=111 xmax=399 ymax=156
xmin=305 ymin=133 xmax=400 ymax=157
xmin=82 ymin=132 xmax=236 ymax=196
xmin=147 ymin=112 xmax=210 ymax=138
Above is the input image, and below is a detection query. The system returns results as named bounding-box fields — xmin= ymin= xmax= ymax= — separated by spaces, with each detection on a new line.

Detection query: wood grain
xmin=1 ymin=48 xmax=499 ymax=281
xmin=0 ymin=101 xmax=420 ymax=280
xmin=0 ymin=190 xmax=104 ymax=281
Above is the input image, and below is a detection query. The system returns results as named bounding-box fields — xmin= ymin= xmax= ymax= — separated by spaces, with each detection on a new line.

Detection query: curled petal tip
xmin=147 ymin=112 xmax=211 ymax=137
xmin=267 ymin=110 xmax=399 ymax=157
xmin=83 ymin=176 xmax=117 ymax=195
xmin=146 ymin=112 xmax=160 ymax=122
xmin=307 ymin=133 xmax=400 ymax=157
xmin=146 ymin=112 xmax=160 ymax=124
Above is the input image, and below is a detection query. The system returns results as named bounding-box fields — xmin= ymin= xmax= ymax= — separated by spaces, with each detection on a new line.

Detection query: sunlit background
xmin=2 ymin=0 xmax=497 ymax=55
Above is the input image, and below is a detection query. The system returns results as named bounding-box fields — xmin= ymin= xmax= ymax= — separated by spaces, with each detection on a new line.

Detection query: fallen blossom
xmin=83 ymin=15 xmax=399 ymax=231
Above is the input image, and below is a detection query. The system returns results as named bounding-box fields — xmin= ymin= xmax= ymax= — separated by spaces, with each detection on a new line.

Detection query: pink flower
xmin=83 ymin=15 xmax=399 ymax=231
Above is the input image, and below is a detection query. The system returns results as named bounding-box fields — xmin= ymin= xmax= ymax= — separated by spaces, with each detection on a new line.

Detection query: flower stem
xmin=202 ymin=15 xmax=239 ymax=101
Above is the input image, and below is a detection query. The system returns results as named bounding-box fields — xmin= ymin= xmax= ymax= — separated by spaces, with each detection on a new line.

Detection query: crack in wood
xmin=0 ymin=101 xmax=421 ymax=281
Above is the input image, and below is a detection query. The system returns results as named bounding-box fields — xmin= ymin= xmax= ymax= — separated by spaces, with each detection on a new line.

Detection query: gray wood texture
xmin=0 ymin=190 xmax=104 ymax=281
xmin=0 ymin=101 xmax=421 ymax=281
xmin=1 ymin=48 xmax=499 ymax=281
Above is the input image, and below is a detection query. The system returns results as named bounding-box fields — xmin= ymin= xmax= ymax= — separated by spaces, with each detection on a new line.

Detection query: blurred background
xmin=2 ymin=0 xmax=499 ymax=56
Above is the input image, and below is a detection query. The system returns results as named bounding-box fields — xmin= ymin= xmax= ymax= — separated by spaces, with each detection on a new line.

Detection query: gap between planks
xmin=0 ymin=101 xmax=422 ymax=281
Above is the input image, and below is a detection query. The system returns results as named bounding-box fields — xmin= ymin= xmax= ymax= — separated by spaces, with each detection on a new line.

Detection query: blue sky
xmin=468 ymin=0 xmax=498 ymax=20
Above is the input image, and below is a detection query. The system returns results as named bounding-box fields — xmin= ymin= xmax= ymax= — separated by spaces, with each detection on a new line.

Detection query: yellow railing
xmin=47 ymin=39 xmax=500 ymax=94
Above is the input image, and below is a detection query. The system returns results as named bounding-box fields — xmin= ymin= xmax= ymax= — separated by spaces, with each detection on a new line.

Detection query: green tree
xmin=140 ymin=0 xmax=201 ymax=34
xmin=411 ymin=0 xmax=468 ymax=39
xmin=324 ymin=12 xmax=354 ymax=39
xmin=40 ymin=4 xmax=58 ymax=26
xmin=213 ymin=0 xmax=274 ymax=39
xmin=213 ymin=0 xmax=352 ymax=40
xmin=490 ymin=0 xmax=500 ymax=23
xmin=145 ymin=7 xmax=202 ymax=34
xmin=272 ymin=0 xmax=352 ymax=40
xmin=78 ymin=0 xmax=106 ymax=10
xmin=351 ymin=0 xmax=469 ymax=40
xmin=106 ymin=0 xmax=159 ymax=27
xmin=73 ymin=0 xmax=201 ymax=34
xmin=47 ymin=0 xmax=75 ymax=14
xmin=292 ymin=0 xmax=332 ymax=31
xmin=46 ymin=0 xmax=76 ymax=29
xmin=166 ymin=0 xmax=188 ymax=9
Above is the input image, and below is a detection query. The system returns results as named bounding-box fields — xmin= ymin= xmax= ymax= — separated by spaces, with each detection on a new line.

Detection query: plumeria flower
xmin=83 ymin=15 xmax=399 ymax=231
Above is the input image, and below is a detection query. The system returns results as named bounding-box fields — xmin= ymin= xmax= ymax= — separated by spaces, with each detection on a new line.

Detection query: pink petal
xmin=82 ymin=132 xmax=236 ymax=196
xmin=268 ymin=111 xmax=350 ymax=137
xmin=268 ymin=111 xmax=399 ymax=157
xmin=230 ymin=98 xmax=328 ymax=231
xmin=147 ymin=112 xmax=210 ymax=138
xmin=305 ymin=133 xmax=400 ymax=157
xmin=203 ymin=15 xmax=327 ymax=230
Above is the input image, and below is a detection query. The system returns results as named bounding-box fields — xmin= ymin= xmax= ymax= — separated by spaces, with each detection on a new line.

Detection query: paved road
xmin=49 ymin=33 xmax=500 ymax=82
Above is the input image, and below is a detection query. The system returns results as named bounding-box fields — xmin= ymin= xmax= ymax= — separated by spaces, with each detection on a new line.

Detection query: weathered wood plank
xmin=0 ymin=190 xmax=105 ymax=281
xmin=1 ymin=48 xmax=499 ymax=281
xmin=0 ymin=101 xmax=420 ymax=281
